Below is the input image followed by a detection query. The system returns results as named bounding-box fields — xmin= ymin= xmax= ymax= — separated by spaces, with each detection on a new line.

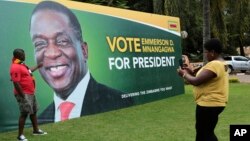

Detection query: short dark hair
xmin=204 ymin=38 xmax=223 ymax=54
xmin=13 ymin=48 xmax=24 ymax=58
xmin=30 ymin=1 xmax=83 ymax=42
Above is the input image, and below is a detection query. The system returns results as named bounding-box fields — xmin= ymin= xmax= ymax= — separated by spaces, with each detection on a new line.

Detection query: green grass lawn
xmin=0 ymin=83 xmax=249 ymax=141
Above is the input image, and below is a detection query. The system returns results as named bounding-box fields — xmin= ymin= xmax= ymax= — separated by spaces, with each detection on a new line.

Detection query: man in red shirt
xmin=10 ymin=48 xmax=47 ymax=141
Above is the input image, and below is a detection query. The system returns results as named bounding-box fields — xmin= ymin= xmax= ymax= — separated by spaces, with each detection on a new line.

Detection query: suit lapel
xmin=38 ymin=102 xmax=55 ymax=124
xmin=81 ymin=75 xmax=100 ymax=115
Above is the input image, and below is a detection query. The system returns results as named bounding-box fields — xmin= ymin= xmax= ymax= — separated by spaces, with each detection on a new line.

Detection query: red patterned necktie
xmin=59 ymin=102 xmax=75 ymax=121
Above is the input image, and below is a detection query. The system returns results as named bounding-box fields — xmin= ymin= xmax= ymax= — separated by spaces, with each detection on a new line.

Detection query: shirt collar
xmin=54 ymin=70 xmax=90 ymax=120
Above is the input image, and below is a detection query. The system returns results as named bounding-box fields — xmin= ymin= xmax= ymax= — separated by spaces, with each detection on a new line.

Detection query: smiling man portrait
xmin=29 ymin=1 xmax=133 ymax=123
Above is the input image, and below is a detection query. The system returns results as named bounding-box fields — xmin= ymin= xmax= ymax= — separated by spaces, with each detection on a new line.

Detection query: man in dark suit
xmin=29 ymin=1 xmax=133 ymax=123
xmin=38 ymin=75 xmax=133 ymax=123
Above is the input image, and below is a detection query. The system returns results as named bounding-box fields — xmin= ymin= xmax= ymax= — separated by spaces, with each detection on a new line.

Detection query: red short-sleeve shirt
xmin=10 ymin=63 xmax=35 ymax=95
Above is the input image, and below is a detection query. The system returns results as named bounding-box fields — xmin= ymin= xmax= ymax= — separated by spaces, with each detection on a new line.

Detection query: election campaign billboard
xmin=0 ymin=0 xmax=184 ymax=132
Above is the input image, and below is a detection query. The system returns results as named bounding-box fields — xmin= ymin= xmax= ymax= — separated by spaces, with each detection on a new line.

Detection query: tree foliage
xmin=226 ymin=0 xmax=250 ymax=56
xmin=72 ymin=0 xmax=129 ymax=8
xmin=72 ymin=0 xmax=250 ymax=59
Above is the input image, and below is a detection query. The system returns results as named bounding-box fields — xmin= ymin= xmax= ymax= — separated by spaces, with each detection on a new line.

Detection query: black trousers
xmin=195 ymin=105 xmax=225 ymax=141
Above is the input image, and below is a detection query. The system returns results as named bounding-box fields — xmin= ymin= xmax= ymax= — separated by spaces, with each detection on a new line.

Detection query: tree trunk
xmin=128 ymin=0 xmax=153 ymax=13
xmin=107 ymin=0 xmax=114 ymax=6
xmin=203 ymin=0 xmax=210 ymax=63
xmin=239 ymin=36 xmax=245 ymax=56
xmin=153 ymin=0 xmax=164 ymax=14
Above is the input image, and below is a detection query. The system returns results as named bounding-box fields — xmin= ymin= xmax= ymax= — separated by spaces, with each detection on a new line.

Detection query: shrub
xmin=229 ymin=77 xmax=240 ymax=83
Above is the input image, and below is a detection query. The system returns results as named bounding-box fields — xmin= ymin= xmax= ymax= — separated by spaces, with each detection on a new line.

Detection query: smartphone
xmin=179 ymin=58 xmax=184 ymax=69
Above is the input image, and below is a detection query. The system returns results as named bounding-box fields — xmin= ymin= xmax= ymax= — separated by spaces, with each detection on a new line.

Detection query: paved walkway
xmin=229 ymin=73 xmax=250 ymax=83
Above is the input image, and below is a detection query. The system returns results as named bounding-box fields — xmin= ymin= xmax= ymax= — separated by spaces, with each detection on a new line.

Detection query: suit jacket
xmin=38 ymin=75 xmax=134 ymax=124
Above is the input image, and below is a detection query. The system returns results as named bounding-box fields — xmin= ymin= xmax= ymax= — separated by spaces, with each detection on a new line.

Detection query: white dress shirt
xmin=54 ymin=70 xmax=90 ymax=122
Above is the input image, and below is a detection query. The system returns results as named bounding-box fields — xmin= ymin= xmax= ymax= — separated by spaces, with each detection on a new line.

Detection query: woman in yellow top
xmin=177 ymin=38 xmax=228 ymax=141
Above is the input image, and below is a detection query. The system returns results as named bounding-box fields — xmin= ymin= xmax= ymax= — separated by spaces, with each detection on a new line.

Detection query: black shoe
xmin=33 ymin=129 xmax=47 ymax=135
